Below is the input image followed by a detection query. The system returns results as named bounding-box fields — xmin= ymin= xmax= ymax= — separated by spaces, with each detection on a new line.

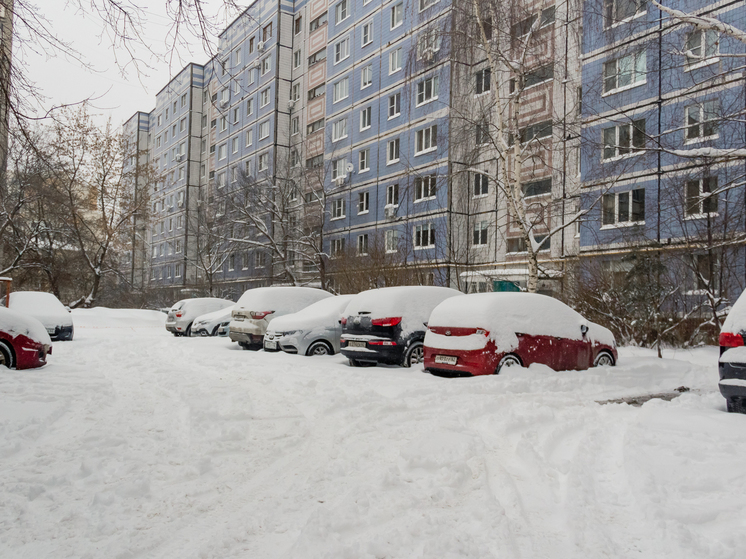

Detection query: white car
xmin=166 ymin=298 xmax=234 ymax=337
xmin=7 ymin=291 xmax=74 ymax=341
xmin=264 ymin=294 xmax=354 ymax=355
xmin=229 ymin=287 xmax=333 ymax=350
xmin=191 ymin=305 xmax=236 ymax=337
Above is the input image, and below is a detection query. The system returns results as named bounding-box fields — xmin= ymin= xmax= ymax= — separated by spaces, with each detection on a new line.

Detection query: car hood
xmin=26 ymin=312 xmax=73 ymax=330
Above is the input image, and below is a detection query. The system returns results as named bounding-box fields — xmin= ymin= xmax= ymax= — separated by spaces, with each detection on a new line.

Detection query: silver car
xmin=191 ymin=305 xmax=235 ymax=337
xmin=166 ymin=298 xmax=234 ymax=337
xmin=264 ymin=295 xmax=354 ymax=356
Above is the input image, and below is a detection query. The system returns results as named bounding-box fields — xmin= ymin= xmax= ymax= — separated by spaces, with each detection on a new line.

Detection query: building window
xmin=391 ymin=2 xmax=403 ymax=29
xmin=475 ymin=68 xmax=491 ymax=94
xmin=602 ymin=119 xmax=645 ymax=160
xmin=476 ymin=121 xmax=490 ymax=145
xmin=414 ymin=175 xmax=437 ymax=201
xmin=357 ymin=234 xmax=369 ymax=255
xmin=415 ymin=125 xmax=437 ymax=154
xmin=246 ymin=98 xmax=253 ymax=116
xmin=246 ymin=129 xmax=253 ymax=146
xmin=360 ymin=106 xmax=372 ymax=130
xmin=416 ymin=76 xmax=439 ymax=106
xmin=416 ymin=28 xmax=441 ymax=58
xmin=176 ymin=239 xmax=182 ymax=252
xmin=307 ymin=118 xmax=324 ymax=134
xmin=218 ymin=144 xmax=227 ymax=160
xmin=507 ymin=235 xmax=548 ymax=253
xmin=523 ymin=177 xmax=552 ymax=197
xmin=388 ymin=93 xmax=401 ymax=119
xmin=292 ymin=83 xmax=300 ymax=101
xmin=309 ymin=13 xmax=327 ymax=32
xmin=332 ymin=118 xmax=348 ymax=141
xmin=335 ymin=0 xmax=349 ymax=24
xmin=245 ymin=160 xmax=253 ymax=176
xmin=332 ymin=158 xmax=348 ymax=181
xmin=419 ymin=0 xmax=438 ymax=11
xmin=220 ymin=87 xmax=229 ymax=105
xmin=333 ymin=77 xmax=349 ymax=102
xmin=331 ymin=198 xmax=346 ymax=219
xmin=247 ymin=68 xmax=255 ymax=84
xmin=690 ymin=254 xmax=719 ymax=292
xmin=602 ymin=188 xmax=645 ymax=225
xmin=217 ymin=172 xmax=226 ymax=188
xmin=387 ymin=183 xmax=399 ymax=206
xmin=331 ymin=238 xmax=346 ymax=257
xmin=603 ymin=51 xmax=646 ymax=93
xmin=260 ymin=88 xmax=270 ymax=107
xmin=685 ymin=29 xmax=719 ymax=66
xmin=473 ymin=173 xmax=489 ymax=197
xmin=361 ymin=65 xmax=373 ymax=89
xmin=294 ymin=49 xmax=302 ymax=68
xmin=604 ymin=0 xmax=646 ymax=27
xmin=291 ymin=149 xmax=300 ymax=167
xmin=261 ymin=56 xmax=271 ymax=75
xmin=231 ymin=166 xmax=239 ymax=183
xmin=262 ymin=22 xmax=273 ymax=42
xmin=295 ymin=16 xmax=303 ymax=34
xmin=362 ymin=21 xmax=373 ymax=46
xmin=308 ymin=84 xmax=325 ymax=101
xmin=231 ymin=137 xmax=239 ymax=154
xmin=385 ymin=229 xmax=399 ymax=252
xmin=228 ymin=254 xmax=235 ymax=271
xmin=291 ymin=117 xmax=300 ymax=135
xmin=358 ymin=191 xmax=370 ymax=214
xmin=414 ymin=223 xmax=435 ymax=248
xmin=389 ymin=48 xmax=402 ymax=74
xmin=685 ymin=177 xmax=718 ymax=216
xmin=255 ymin=251 xmax=267 ymax=268
xmin=259 ymin=120 xmax=270 ymax=140
xmin=359 ymin=149 xmax=370 ymax=172
xmin=334 ymin=37 xmax=350 ymax=63
xmin=387 ymin=138 xmax=400 ymax=164
xmin=306 ymin=154 xmax=324 ymax=169
xmin=473 ymin=221 xmax=489 ymax=246
xmin=258 ymin=152 xmax=269 ymax=172
xmin=308 ymin=48 xmax=327 ymax=67
xmin=685 ymin=100 xmax=719 ymax=141
xmin=524 ymin=63 xmax=554 ymax=89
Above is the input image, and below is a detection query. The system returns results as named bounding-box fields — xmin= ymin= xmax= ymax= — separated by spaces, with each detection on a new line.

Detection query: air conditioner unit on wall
xmin=334 ymin=177 xmax=345 ymax=187
xmin=287 ymin=100 xmax=295 ymax=110
xmin=384 ymin=205 xmax=397 ymax=220
xmin=258 ymin=41 xmax=265 ymax=51
xmin=422 ymin=49 xmax=434 ymax=63
xmin=175 ymin=154 xmax=183 ymax=162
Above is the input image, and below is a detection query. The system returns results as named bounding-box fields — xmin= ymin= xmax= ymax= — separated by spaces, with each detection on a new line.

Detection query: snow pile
xmin=0 ymin=307 xmax=51 ymax=344
xmin=424 ymin=331 xmax=489 ymax=351
xmin=1 ymin=309 xmax=744 ymax=559
xmin=344 ymin=286 xmax=463 ymax=334
xmin=7 ymin=291 xmax=73 ymax=330
xmin=71 ymin=307 xmax=165 ymax=329
xmin=269 ymin=294 xmax=353 ymax=332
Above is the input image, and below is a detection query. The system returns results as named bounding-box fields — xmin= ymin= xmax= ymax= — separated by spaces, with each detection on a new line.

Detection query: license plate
xmin=435 ymin=355 xmax=457 ymax=365
xmin=348 ymin=341 xmax=366 ymax=348
xmin=46 ymin=328 xmax=56 ymax=334
xmin=265 ymin=340 xmax=277 ymax=350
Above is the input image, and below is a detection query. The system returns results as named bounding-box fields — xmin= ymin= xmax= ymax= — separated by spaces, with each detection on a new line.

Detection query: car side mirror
xmin=580 ymin=324 xmax=588 ymax=336
xmin=423 ymin=322 xmax=428 ymax=328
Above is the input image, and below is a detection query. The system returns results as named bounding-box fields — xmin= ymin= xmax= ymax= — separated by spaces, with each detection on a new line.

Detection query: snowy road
xmin=1 ymin=308 xmax=745 ymax=558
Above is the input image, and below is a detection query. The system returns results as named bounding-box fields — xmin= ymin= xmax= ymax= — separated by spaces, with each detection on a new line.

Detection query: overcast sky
xmin=25 ymin=2 xmax=240 ymax=128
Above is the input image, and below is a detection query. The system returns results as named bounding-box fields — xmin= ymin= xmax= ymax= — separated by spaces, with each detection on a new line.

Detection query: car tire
xmin=403 ymin=342 xmax=425 ymax=368
xmin=496 ymin=354 xmax=522 ymax=374
xmin=307 ymin=341 xmax=333 ymax=356
xmin=211 ymin=325 xmax=220 ymax=337
xmin=593 ymin=351 xmax=615 ymax=367
xmin=349 ymin=359 xmax=376 ymax=367
xmin=185 ymin=323 xmax=193 ymax=337
xmin=0 ymin=341 xmax=14 ymax=369
xmin=727 ymin=397 xmax=746 ymax=414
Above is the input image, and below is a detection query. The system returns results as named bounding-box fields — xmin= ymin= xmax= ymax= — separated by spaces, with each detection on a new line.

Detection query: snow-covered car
xmin=229 ymin=287 xmax=333 ymax=350
xmin=166 ymin=298 xmax=234 ymax=337
xmin=339 ymin=286 xmax=463 ymax=367
xmin=191 ymin=305 xmax=236 ymax=337
xmin=264 ymin=294 xmax=355 ymax=355
xmin=7 ymin=291 xmax=74 ymax=341
xmin=423 ymin=293 xmax=617 ymax=376
xmin=718 ymin=291 xmax=746 ymax=413
xmin=0 ymin=307 xmax=53 ymax=369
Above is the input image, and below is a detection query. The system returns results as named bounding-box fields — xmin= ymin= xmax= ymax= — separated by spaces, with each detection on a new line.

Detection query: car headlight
xmin=280 ymin=330 xmax=297 ymax=336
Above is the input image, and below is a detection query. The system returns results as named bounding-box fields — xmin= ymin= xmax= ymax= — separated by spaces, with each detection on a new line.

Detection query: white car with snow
xmin=263 ymin=294 xmax=354 ymax=355
xmin=166 ymin=298 xmax=234 ymax=337
xmin=229 ymin=287 xmax=334 ymax=350
xmin=7 ymin=291 xmax=74 ymax=341
xmin=191 ymin=305 xmax=236 ymax=337
xmin=718 ymin=290 xmax=746 ymax=413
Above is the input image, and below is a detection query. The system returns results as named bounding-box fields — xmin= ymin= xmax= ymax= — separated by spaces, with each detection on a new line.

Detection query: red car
xmin=0 ymin=307 xmax=53 ymax=370
xmin=423 ymin=293 xmax=617 ymax=376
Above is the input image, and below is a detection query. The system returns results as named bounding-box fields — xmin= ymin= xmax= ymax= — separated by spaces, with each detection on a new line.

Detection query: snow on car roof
xmin=269 ymin=294 xmax=354 ymax=331
xmin=0 ymin=307 xmax=52 ymax=344
xmin=8 ymin=291 xmax=67 ymax=314
xmin=235 ymin=286 xmax=333 ymax=313
xmin=345 ymin=286 xmax=463 ymax=334
xmin=428 ymin=292 xmax=590 ymax=349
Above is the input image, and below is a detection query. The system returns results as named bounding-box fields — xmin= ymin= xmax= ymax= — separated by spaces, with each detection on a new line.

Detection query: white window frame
xmin=218 ymin=144 xmax=227 ymax=160
xmin=246 ymin=129 xmax=253 ymax=146
xmin=258 ymin=152 xmax=269 ymax=172
xmin=387 ymin=138 xmax=400 ymax=164
xmin=602 ymin=119 xmax=645 ymax=161
xmin=416 ymin=75 xmax=439 ymax=106
xmin=388 ymin=93 xmax=401 ymax=119
xmin=334 ymin=37 xmax=350 ymax=64
xmin=390 ymin=3 xmax=403 ymax=29
xmin=603 ymin=50 xmax=646 ymax=95
xmin=414 ymin=175 xmax=437 ymax=201
xmin=362 ymin=21 xmax=373 ymax=47
xmin=259 ymin=120 xmax=270 ymax=140
xmin=473 ymin=220 xmax=489 ymax=246
xmin=260 ymin=88 xmax=271 ymax=107
xmin=389 ymin=48 xmax=402 ymax=74
xmin=415 ymin=125 xmax=437 ymax=155
xmin=360 ymin=106 xmax=372 ymax=131
xmin=385 ymin=229 xmax=399 ymax=252
xmin=361 ymin=65 xmax=373 ymax=89
xmin=333 ymin=77 xmax=349 ymax=103
xmin=685 ymin=100 xmax=719 ymax=142
xmin=685 ymin=29 xmax=720 ymax=69
xmin=332 ymin=118 xmax=348 ymax=141
xmin=261 ymin=56 xmax=271 ymax=75
xmin=335 ymin=0 xmax=349 ymax=24
xmin=357 ymin=234 xmax=369 ymax=256
xmin=358 ymin=191 xmax=370 ymax=214
xmin=331 ymin=198 xmax=346 ymax=220
xmin=359 ymin=149 xmax=370 ymax=172
xmin=414 ymin=223 xmax=435 ymax=249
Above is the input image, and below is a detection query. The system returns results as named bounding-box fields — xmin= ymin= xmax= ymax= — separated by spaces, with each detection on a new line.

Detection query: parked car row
xmin=169 ymin=286 xmax=619 ymax=376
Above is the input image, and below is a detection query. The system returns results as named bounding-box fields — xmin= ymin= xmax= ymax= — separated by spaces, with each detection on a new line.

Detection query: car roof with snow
xmin=8 ymin=291 xmax=67 ymax=316
xmin=235 ymin=286 xmax=333 ymax=312
xmin=268 ymin=294 xmax=354 ymax=331
xmin=0 ymin=306 xmax=53 ymax=345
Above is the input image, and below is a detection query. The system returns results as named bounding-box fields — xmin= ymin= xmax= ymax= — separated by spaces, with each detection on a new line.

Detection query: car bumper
xmin=230 ymin=331 xmax=264 ymax=345
xmin=17 ymin=343 xmax=52 ymax=370
xmin=719 ymin=362 xmax=746 ymax=399
xmin=48 ymin=325 xmax=73 ymax=341
xmin=424 ymin=347 xmax=496 ymax=377
xmin=340 ymin=337 xmax=403 ymax=364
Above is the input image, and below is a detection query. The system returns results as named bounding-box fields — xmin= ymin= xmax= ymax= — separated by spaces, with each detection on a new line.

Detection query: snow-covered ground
xmin=1 ymin=308 xmax=744 ymax=558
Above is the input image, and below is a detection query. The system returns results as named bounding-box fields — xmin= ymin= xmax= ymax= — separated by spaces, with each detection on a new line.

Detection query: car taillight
xmin=250 ymin=310 xmax=274 ymax=320
xmin=175 ymin=311 xmax=183 ymax=318
xmin=341 ymin=317 xmax=347 ymax=326
xmin=719 ymin=332 xmax=744 ymax=347
xmin=368 ymin=340 xmax=397 ymax=346
xmin=371 ymin=317 xmax=402 ymax=327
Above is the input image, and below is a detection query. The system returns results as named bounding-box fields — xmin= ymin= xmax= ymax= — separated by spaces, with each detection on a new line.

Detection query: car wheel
xmin=307 ymin=341 xmax=332 ymax=356
xmin=185 ymin=323 xmax=193 ymax=337
xmin=403 ymin=342 xmax=424 ymax=368
xmin=212 ymin=325 xmax=220 ymax=336
xmin=496 ymin=354 xmax=522 ymax=374
xmin=0 ymin=341 xmax=14 ymax=369
xmin=593 ymin=351 xmax=615 ymax=367
xmin=172 ymin=332 xmax=181 ymax=337
xmin=727 ymin=397 xmax=746 ymax=414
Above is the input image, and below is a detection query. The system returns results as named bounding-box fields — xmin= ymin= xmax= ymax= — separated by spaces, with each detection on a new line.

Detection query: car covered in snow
xmin=423 ymin=293 xmax=617 ymax=376
xmin=191 ymin=305 xmax=236 ymax=337
xmin=0 ymin=307 xmax=53 ymax=369
xmin=718 ymin=291 xmax=746 ymax=413
xmin=166 ymin=298 xmax=234 ymax=337
xmin=229 ymin=287 xmax=333 ymax=350
xmin=7 ymin=291 xmax=74 ymax=341
xmin=339 ymin=286 xmax=463 ymax=367
xmin=264 ymin=294 xmax=355 ymax=355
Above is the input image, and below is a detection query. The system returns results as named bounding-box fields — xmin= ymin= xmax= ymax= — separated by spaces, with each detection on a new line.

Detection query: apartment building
xmin=580 ymin=0 xmax=746 ymax=301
